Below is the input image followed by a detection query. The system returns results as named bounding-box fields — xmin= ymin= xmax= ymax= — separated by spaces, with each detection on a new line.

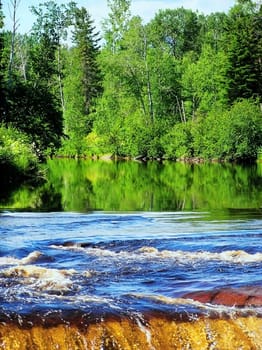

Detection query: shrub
xmin=0 ymin=125 xmax=38 ymax=179
xmin=222 ymin=99 xmax=262 ymax=161
xmin=192 ymin=99 xmax=262 ymax=161
xmin=161 ymin=122 xmax=193 ymax=159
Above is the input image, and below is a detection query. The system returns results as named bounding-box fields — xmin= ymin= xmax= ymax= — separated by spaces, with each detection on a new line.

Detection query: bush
xmin=192 ymin=111 xmax=226 ymax=159
xmin=0 ymin=125 xmax=38 ymax=179
xmin=192 ymin=99 xmax=262 ymax=161
xmin=222 ymin=99 xmax=262 ymax=161
xmin=161 ymin=99 xmax=262 ymax=162
xmin=161 ymin=122 xmax=193 ymax=159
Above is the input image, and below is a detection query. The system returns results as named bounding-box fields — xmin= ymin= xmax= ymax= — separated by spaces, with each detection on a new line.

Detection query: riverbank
xmin=55 ymin=152 xmax=261 ymax=164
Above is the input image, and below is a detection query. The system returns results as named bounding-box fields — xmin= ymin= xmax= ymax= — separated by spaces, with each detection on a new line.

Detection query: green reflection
xmin=1 ymin=159 xmax=262 ymax=212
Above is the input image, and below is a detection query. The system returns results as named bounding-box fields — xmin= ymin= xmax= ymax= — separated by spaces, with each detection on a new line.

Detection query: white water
xmin=0 ymin=211 xmax=261 ymax=316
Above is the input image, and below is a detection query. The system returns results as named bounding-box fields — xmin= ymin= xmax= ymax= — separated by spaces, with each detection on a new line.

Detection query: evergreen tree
xmin=72 ymin=7 xmax=101 ymax=118
xmin=62 ymin=7 xmax=101 ymax=155
xmin=224 ymin=0 xmax=262 ymax=102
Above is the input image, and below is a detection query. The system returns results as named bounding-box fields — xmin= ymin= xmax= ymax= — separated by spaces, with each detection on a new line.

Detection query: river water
xmin=0 ymin=210 xmax=262 ymax=318
xmin=0 ymin=160 xmax=262 ymax=324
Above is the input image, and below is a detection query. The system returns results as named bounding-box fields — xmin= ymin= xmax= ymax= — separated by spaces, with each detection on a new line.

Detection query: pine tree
xmin=224 ymin=0 xmax=262 ymax=102
xmin=62 ymin=7 xmax=101 ymax=155
xmin=72 ymin=7 xmax=101 ymax=118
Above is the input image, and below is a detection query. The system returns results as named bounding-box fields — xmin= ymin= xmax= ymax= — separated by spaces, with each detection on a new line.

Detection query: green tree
xmin=30 ymin=1 xmax=77 ymax=110
xmin=91 ymin=0 xmax=134 ymax=156
xmin=1 ymin=29 xmax=63 ymax=155
xmin=72 ymin=7 xmax=101 ymax=117
xmin=7 ymin=0 xmax=20 ymax=85
xmin=94 ymin=11 xmax=182 ymax=158
xmin=5 ymin=1 xmax=79 ymax=155
xmin=0 ymin=0 xmax=5 ymax=115
xmin=224 ymin=0 xmax=262 ymax=102
xmin=103 ymin=0 xmax=131 ymax=52
xmin=221 ymin=99 xmax=262 ymax=160
xmin=181 ymin=45 xmax=228 ymax=118
xmin=4 ymin=80 xmax=63 ymax=155
xmin=148 ymin=8 xmax=201 ymax=58
xmin=62 ymin=7 xmax=101 ymax=156
xmin=199 ymin=12 xmax=228 ymax=53
xmin=146 ymin=8 xmax=203 ymax=124
xmin=94 ymin=16 xmax=158 ymax=157
xmin=192 ymin=99 xmax=262 ymax=161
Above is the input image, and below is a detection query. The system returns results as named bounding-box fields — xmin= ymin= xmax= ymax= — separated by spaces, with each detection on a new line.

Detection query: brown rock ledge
xmin=0 ymin=312 xmax=261 ymax=349
xmin=0 ymin=287 xmax=261 ymax=349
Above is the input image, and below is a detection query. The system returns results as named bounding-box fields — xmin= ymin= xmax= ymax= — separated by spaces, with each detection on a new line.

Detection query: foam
xmin=0 ymin=251 xmax=42 ymax=266
xmin=137 ymin=247 xmax=262 ymax=264
xmin=51 ymin=243 xmax=262 ymax=264
xmin=2 ymin=265 xmax=76 ymax=292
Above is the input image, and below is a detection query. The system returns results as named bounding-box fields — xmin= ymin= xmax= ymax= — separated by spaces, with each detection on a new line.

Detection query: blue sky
xmin=3 ymin=0 xmax=235 ymax=34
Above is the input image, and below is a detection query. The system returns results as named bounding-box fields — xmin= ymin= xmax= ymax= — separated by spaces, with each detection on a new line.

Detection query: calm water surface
xmin=0 ymin=160 xmax=262 ymax=318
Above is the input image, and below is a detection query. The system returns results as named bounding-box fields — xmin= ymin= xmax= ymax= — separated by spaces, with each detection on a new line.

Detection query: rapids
xmin=0 ymin=210 xmax=261 ymax=349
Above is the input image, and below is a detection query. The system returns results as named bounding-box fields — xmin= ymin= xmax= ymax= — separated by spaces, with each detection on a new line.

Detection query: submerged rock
xmin=184 ymin=286 xmax=262 ymax=307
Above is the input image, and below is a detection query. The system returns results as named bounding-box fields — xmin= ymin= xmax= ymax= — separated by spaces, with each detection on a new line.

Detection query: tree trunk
xmin=8 ymin=0 xmax=20 ymax=85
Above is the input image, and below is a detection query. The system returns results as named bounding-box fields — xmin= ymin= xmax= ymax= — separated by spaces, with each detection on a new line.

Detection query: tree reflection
xmin=1 ymin=159 xmax=262 ymax=212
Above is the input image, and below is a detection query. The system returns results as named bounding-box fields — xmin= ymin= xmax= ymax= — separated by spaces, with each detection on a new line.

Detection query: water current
xmin=0 ymin=210 xmax=261 ymax=319
xmin=1 ymin=161 xmax=262 ymax=348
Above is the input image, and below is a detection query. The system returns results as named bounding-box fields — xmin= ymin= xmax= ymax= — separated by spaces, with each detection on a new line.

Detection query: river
xmin=0 ymin=159 xmax=261 ymax=349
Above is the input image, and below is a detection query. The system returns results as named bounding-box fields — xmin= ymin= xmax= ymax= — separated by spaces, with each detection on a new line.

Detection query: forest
xmin=0 ymin=0 xmax=262 ymax=182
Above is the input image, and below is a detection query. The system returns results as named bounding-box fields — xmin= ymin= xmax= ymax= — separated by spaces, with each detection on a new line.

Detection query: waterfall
xmin=0 ymin=311 xmax=261 ymax=349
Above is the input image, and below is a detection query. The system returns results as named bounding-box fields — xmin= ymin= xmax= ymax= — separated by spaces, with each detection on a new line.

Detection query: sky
xmin=3 ymin=0 xmax=235 ymax=34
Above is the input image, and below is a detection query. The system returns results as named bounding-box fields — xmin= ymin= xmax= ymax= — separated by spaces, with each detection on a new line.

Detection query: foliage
xmin=3 ymin=79 xmax=63 ymax=156
xmin=62 ymin=7 xmax=102 ymax=156
xmin=0 ymin=125 xmax=38 ymax=183
xmin=1 ymin=0 xmax=262 ymax=166
xmin=0 ymin=0 xmax=5 ymax=117
xmin=181 ymin=45 xmax=229 ymax=118
xmin=147 ymin=8 xmax=202 ymax=57
xmin=161 ymin=122 xmax=193 ymax=159
xmin=103 ymin=0 xmax=131 ymax=52
xmin=223 ymin=0 xmax=262 ymax=102
xmin=220 ymin=99 xmax=262 ymax=160
xmin=192 ymin=99 xmax=262 ymax=160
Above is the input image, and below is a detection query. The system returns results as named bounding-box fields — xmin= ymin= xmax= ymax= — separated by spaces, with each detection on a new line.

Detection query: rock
xmin=183 ymin=286 xmax=262 ymax=307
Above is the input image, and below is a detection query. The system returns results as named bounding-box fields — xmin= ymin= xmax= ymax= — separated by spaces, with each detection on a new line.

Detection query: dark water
xmin=0 ymin=160 xmax=262 ymax=319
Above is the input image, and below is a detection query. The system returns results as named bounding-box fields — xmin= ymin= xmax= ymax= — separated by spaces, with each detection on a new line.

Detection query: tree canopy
xmin=0 ymin=0 xmax=261 ymax=169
